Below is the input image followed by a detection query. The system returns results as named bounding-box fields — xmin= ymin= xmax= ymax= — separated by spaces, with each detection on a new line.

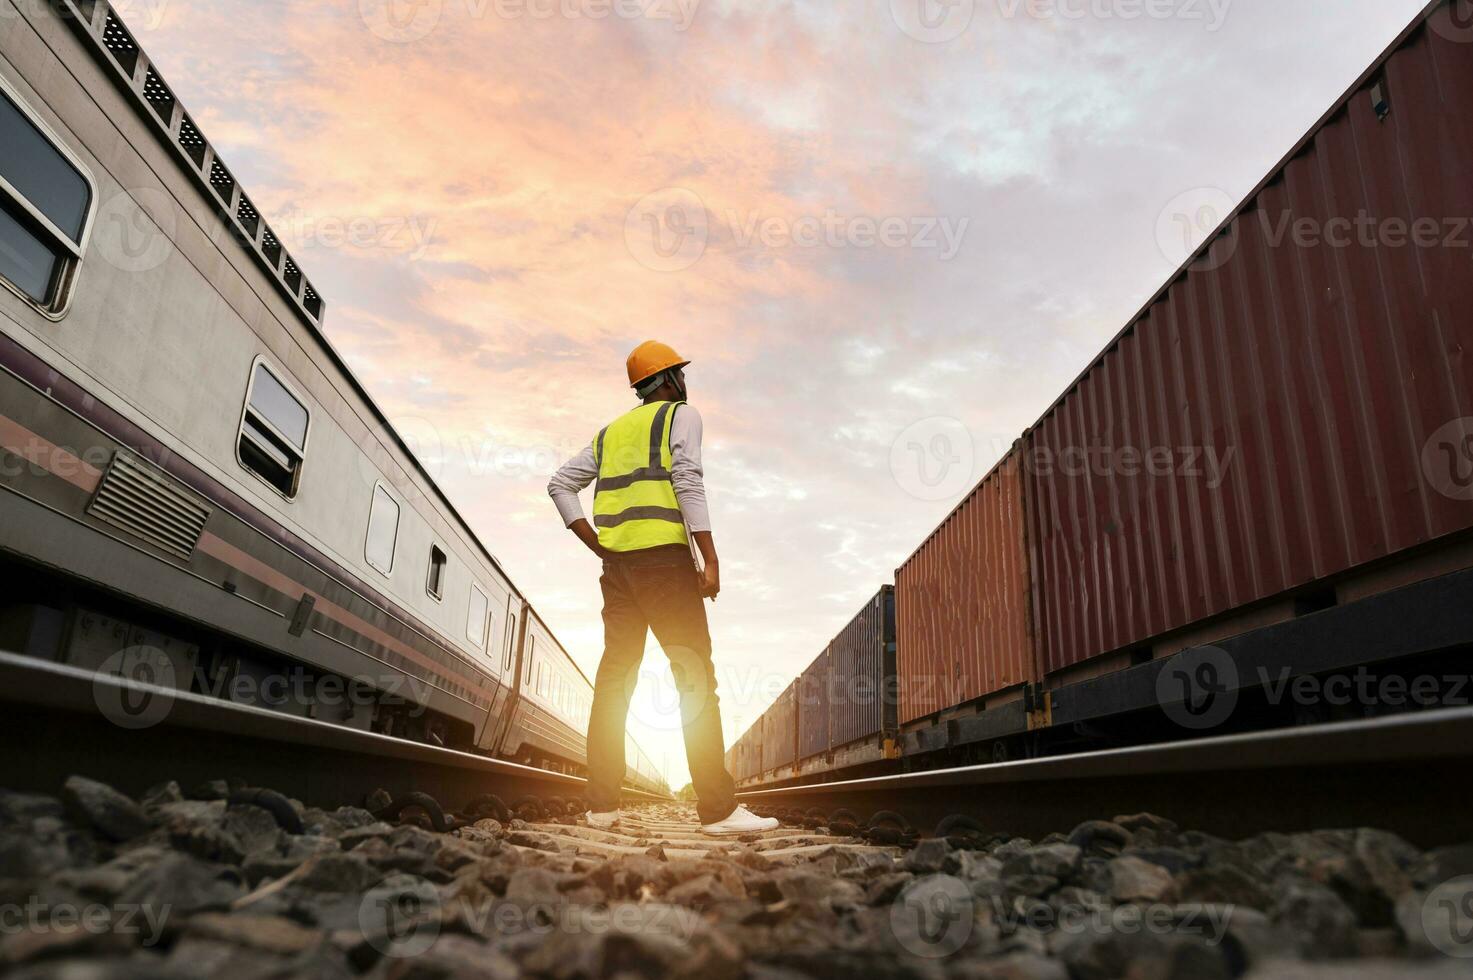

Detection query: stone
xmin=295 ymin=853 xmax=380 ymax=894
xmin=1400 ymin=876 xmax=1473 ymax=958
xmin=337 ymin=822 xmax=396 ymax=850
xmin=1413 ymin=844 xmax=1473 ymax=889
xmin=952 ymin=952 xmax=1069 ymax=980
xmin=771 ymin=868 xmax=865 ymax=908
xmin=117 ymin=853 xmax=246 ymax=916
xmin=866 ymin=872 xmax=914 ymax=906
xmin=505 ymin=867 xmax=566 ymax=905
xmin=1113 ymin=813 xmax=1177 ymax=835
xmin=157 ymin=800 xmax=248 ymax=865
xmin=734 ymin=849 xmax=773 ymax=872
xmin=51 ymin=845 xmax=170 ymax=901
xmin=1050 ymin=886 xmax=1110 ymax=917
xmin=1058 ymin=926 xmax=1232 ymax=980
xmin=517 ymin=903 xmax=743 ymax=980
xmin=221 ymin=804 xmax=283 ymax=858
xmin=992 ymin=839 xmax=1034 ymax=863
xmin=62 ymin=777 xmax=151 ymax=843
xmin=1106 ymin=856 xmax=1175 ymax=903
xmin=184 ymin=911 xmax=324 ymax=955
xmin=1002 ymin=875 xmax=1060 ymax=899
xmin=0 ymin=830 xmax=80 ymax=879
xmin=0 ymin=790 xmax=65 ymax=826
xmin=241 ymin=834 xmax=342 ymax=886
xmin=433 ymin=838 xmax=482 ymax=873
xmin=1124 ymin=846 xmax=1201 ymax=876
xmin=0 ymin=915 xmax=136 ymax=967
xmin=1003 ymin=844 xmax=1081 ymax=882
xmin=1273 ymin=881 xmax=1358 ymax=958
xmin=1213 ymin=907 xmax=1300 ymax=971
xmin=904 ymin=838 xmax=953 ymax=874
xmin=191 ymin=780 xmax=231 ymax=801
xmin=1353 ymin=830 xmax=1418 ymax=902
xmin=951 ymin=851 xmax=1003 ymax=882
xmin=1068 ymin=821 xmax=1133 ymax=858
xmin=379 ymin=933 xmax=519 ymax=979
xmin=1173 ymin=864 xmax=1273 ymax=910
xmin=1240 ymin=960 xmax=1473 ymax=979
xmin=139 ymin=781 xmax=184 ymax=810
xmin=665 ymin=873 xmax=735 ymax=910
xmin=647 ymin=845 xmax=668 ymax=861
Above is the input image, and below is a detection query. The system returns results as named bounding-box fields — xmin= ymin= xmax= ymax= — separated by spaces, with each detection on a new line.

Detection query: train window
xmin=467 ymin=584 xmax=489 ymax=648
xmin=502 ymin=598 xmax=518 ymax=672
xmin=365 ymin=484 xmax=400 ymax=575
xmin=237 ymin=361 xmax=310 ymax=498
xmin=427 ymin=546 xmax=447 ymax=601
xmin=0 ymin=81 xmax=95 ymax=316
xmin=526 ymin=637 xmax=536 ymax=685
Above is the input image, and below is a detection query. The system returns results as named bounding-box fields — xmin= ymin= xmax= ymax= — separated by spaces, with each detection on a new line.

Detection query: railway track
xmin=0 ymin=651 xmax=666 ymax=832
xmin=4 ymin=650 xmax=1473 ymax=976
xmin=738 ymin=704 xmax=1473 ymax=849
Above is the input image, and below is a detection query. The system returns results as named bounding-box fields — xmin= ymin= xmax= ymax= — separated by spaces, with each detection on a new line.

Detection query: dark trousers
xmin=585 ymin=552 xmax=737 ymax=825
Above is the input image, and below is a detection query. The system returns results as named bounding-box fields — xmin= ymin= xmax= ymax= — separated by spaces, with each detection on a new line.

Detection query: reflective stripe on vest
xmin=591 ymin=401 xmax=689 ymax=552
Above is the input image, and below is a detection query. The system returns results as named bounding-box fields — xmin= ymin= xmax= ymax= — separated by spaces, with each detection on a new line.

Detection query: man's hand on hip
xmin=569 ymin=519 xmax=614 ymax=561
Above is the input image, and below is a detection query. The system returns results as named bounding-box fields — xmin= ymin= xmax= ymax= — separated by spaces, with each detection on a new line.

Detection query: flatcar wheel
xmin=463 ymin=794 xmax=510 ymax=824
xmin=510 ymin=795 xmax=545 ymax=822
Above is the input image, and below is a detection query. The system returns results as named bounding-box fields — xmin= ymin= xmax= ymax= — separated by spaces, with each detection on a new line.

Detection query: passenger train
xmin=0 ymin=0 xmax=666 ymax=798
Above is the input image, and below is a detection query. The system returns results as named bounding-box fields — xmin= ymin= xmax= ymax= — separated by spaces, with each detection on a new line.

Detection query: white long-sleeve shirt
xmin=547 ymin=404 xmax=711 ymax=534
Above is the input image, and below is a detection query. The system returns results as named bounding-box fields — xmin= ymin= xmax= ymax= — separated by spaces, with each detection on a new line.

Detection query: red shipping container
xmin=796 ymin=647 xmax=831 ymax=761
xmin=1025 ymin=4 xmax=1473 ymax=676
xmin=896 ymin=447 xmax=1038 ymax=726
xmin=761 ymin=682 xmax=798 ymax=771
xmin=827 ymin=586 xmax=897 ymax=748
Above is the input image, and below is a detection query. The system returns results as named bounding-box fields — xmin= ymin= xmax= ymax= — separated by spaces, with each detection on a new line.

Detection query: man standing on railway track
xmin=547 ymin=342 xmax=778 ymax=836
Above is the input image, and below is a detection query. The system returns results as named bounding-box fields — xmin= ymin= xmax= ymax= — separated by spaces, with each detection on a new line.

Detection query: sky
xmin=124 ymin=0 xmax=1433 ymax=789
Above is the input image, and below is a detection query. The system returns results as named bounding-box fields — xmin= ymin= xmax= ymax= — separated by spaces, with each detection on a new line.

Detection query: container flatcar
xmin=735 ymin=0 xmax=1473 ymax=792
xmin=1024 ymin=0 xmax=1473 ymax=687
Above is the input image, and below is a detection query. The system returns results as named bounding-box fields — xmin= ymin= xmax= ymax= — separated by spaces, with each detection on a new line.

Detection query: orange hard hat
xmin=626 ymin=340 xmax=690 ymax=388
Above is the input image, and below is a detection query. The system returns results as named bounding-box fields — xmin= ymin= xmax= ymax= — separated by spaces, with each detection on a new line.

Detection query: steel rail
xmin=738 ymin=706 xmax=1473 ymax=848
xmin=0 ymin=652 xmax=666 ymax=816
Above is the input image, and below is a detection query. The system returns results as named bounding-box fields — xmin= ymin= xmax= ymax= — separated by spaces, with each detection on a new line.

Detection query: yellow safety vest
xmin=592 ymin=401 xmax=690 ymax=553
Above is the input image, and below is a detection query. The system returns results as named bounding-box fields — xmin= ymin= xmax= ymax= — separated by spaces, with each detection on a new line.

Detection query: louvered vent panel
xmin=87 ymin=453 xmax=211 ymax=558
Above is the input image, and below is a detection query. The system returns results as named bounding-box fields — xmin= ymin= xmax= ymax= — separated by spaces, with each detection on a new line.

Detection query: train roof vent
xmin=261 ymin=227 xmax=283 ymax=268
xmin=87 ymin=451 xmax=212 ymax=560
xmin=208 ymin=158 xmax=236 ymax=204
xmin=101 ymin=12 xmax=140 ymax=76
xmin=283 ymin=257 xmax=302 ymax=294
xmin=236 ymin=196 xmax=261 ymax=239
xmin=302 ymin=282 xmax=323 ymax=320
xmin=177 ymin=114 xmax=207 ymax=167
xmin=142 ymin=67 xmax=176 ymax=123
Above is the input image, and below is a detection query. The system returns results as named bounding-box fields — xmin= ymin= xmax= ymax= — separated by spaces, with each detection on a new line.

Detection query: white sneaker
xmin=701 ymin=805 xmax=779 ymax=836
xmin=584 ymin=810 xmax=621 ymax=830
